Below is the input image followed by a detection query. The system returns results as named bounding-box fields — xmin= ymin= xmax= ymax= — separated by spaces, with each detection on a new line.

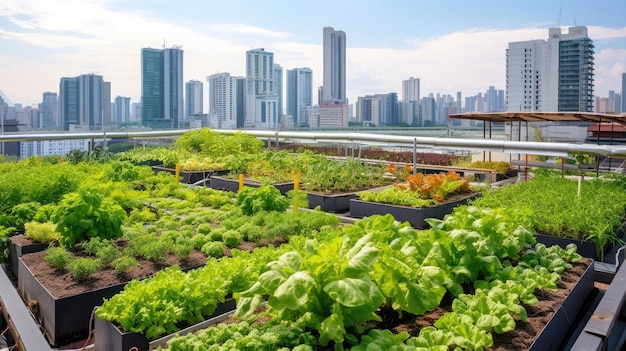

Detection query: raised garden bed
xmin=16 ymin=250 xmax=207 ymax=346
xmin=208 ymin=175 xmax=295 ymax=195
xmin=94 ymin=298 xmax=236 ymax=351
xmin=349 ymin=193 xmax=480 ymax=229
xmin=151 ymin=165 xmax=229 ymax=185
xmin=9 ymin=234 xmax=50 ymax=279
xmin=306 ymin=191 xmax=357 ymax=213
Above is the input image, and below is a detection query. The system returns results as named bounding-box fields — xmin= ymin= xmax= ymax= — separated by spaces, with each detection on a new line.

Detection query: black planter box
xmin=529 ymin=259 xmax=595 ymax=350
xmin=9 ymin=235 xmax=50 ymax=279
xmin=17 ymin=256 xmax=128 ymax=346
xmin=94 ymin=298 xmax=237 ymax=351
xmin=151 ymin=165 xmax=229 ymax=185
xmin=208 ymin=176 xmax=295 ymax=195
xmin=306 ymin=192 xmax=357 ymax=213
xmin=349 ymin=194 xmax=480 ymax=229
xmin=535 ymin=234 xmax=604 ymax=261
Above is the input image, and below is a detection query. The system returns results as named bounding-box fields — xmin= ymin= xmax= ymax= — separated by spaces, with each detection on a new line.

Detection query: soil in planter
xmin=18 ymin=238 xmax=285 ymax=299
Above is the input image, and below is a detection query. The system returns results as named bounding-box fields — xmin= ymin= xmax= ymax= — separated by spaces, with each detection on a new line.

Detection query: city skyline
xmin=1 ymin=0 xmax=625 ymax=110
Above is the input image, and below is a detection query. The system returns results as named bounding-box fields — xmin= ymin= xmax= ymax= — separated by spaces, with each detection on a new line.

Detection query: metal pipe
xmin=2 ymin=129 xmax=626 ymax=157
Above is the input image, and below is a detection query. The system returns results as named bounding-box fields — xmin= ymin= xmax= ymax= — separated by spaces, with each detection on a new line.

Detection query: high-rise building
xmin=59 ymin=74 xmax=111 ymax=131
xmin=402 ymin=77 xmax=420 ymax=102
xmin=622 ymin=73 xmax=626 ymax=114
xmin=185 ymin=80 xmax=203 ymax=118
xmin=113 ymin=96 xmax=131 ymax=123
xmin=356 ymin=93 xmax=398 ymax=126
xmin=208 ymin=72 xmax=244 ymax=129
xmin=274 ymin=64 xmax=283 ymax=119
xmin=286 ymin=68 xmax=313 ymax=127
xmin=40 ymin=92 xmax=58 ymax=130
xmin=322 ymin=27 xmax=346 ymax=104
xmin=244 ymin=48 xmax=280 ymax=129
xmin=506 ymin=26 xmax=594 ymax=112
xmin=141 ymin=46 xmax=184 ymax=129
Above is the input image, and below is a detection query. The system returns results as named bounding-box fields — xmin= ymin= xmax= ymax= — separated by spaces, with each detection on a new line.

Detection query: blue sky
xmin=1 ymin=0 xmax=625 ymax=109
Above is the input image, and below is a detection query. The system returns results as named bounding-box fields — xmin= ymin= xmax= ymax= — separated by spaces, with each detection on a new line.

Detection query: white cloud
xmin=206 ymin=23 xmax=291 ymax=39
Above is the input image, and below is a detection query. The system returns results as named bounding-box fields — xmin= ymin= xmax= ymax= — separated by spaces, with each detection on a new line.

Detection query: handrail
xmin=1 ymin=129 xmax=626 ymax=157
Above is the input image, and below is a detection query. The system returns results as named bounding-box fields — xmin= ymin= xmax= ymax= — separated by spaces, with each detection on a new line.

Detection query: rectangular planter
xmin=528 ymin=260 xmax=595 ymax=350
xmin=208 ymin=176 xmax=295 ymax=196
xmin=349 ymin=194 xmax=480 ymax=229
xmin=9 ymin=235 xmax=49 ymax=279
xmin=17 ymin=256 xmax=128 ymax=346
xmin=94 ymin=298 xmax=237 ymax=351
xmin=306 ymin=192 xmax=357 ymax=213
xmin=151 ymin=165 xmax=229 ymax=185
xmin=535 ymin=234 xmax=603 ymax=261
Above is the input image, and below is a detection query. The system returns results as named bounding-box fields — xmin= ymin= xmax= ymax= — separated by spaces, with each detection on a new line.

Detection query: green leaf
xmin=324 ymin=277 xmax=381 ymax=308
xmin=271 ymin=271 xmax=316 ymax=310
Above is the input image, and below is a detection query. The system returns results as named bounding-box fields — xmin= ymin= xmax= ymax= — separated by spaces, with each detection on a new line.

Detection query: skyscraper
xmin=245 ymin=48 xmax=279 ymax=129
xmin=40 ymin=92 xmax=58 ymax=129
xmin=113 ymin=96 xmax=131 ymax=123
xmin=286 ymin=68 xmax=313 ymax=127
xmin=141 ymin=46 xmax=184 ymax=129
xmin=274 ymin=64 xmax=283 ymax=119
xmin=59 ymin=74 xmax=111 ymax=131
xmin=402 ymin=77 xmax=420 ymax=102
xmin=322 ymin=27 xmax=346 ymax=104
xmin=185 ymin=80 xmax=203 ymax=118
xmin=622 ymin=73 xmax=626 ymax=114
xmin=506 ymin=26 xmax=594 ymax=112
xmin=208 ymin=72 xmax=244 ymax=129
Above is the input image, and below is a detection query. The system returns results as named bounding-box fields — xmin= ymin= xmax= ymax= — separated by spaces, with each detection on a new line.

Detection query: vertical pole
xmin=293 ymin=178 xmax=299 ymax=212
xmin=413 ymin=138 xmax=417 ymax=176
xmin=483 ymin=122 xmax=486 ymax=162
xmin=525 ymin=154 xmax=529 ymax=182
xmin=239 ymin=173 xmax=244 ymax=190
xmin=488 ymin=121 xmax=492 ymax=162
xmin=561 ymin=157 xmax=565 ymax=178
xmin=175 ymin=163 xmax=180 ymax=184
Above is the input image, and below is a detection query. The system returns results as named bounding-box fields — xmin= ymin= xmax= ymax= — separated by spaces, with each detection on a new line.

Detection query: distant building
xmin=208 ymin=72 xmax=244 ymax=129
xmin=113 ymin=96 xmax=131 ymax=123
xmin=20 ymin=139 xmax=91 ymax=158
xmin=322 ymin=27 xmax=347 ymax=105
xmin=308 ymin=104 xmax=348 ymax=128
xmin=40 ymin=92 xmax=58 ymax=130
xmin=244 ymin=48 xmax=280 ymax=129
xmin=274 ymin=64 xmax=283 ymax=119
xmin=356 ymin=93 xmax=398 ymax=126
xmin=398 ymin=100 xmax=418 ymax=125
xmin=131 ymin=102 xmax=141 ymax=121
xmin=506 ymin=26 xmax=594 ymax=112
xmin=402 ymin=77 xmax=420 ymax=102
xmin=185 ymin=80 xmax=203 ymax=118
xmin=59 ymin=74 xmax=111 ymax=131
xmin=286 ymin=68 xmax=313 ymax=127
xmin=141 ymin=46 xmax=184 ymax=129
xmin=1 ymin=119 xmax=20 ymax=156
xmin=622 ymin=73 xmax=626 ymax=114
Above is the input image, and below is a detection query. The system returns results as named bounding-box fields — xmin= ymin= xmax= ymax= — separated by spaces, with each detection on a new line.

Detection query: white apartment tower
xmin=245 ymin=48 xmax=280 ymax=129
xmin=506 ymin=26 xmax=594 ymax=112
xmin=322 ymin=27 xmax=347 ymax=104
xmin=208 ymin=73 xmax=243 ymax=129
xmin=402 ymin=77 xmax=420 ymax=102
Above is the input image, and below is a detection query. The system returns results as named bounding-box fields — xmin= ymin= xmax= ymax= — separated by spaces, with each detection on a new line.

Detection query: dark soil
xmin=18 ymin=238 xmax=281 ymax=299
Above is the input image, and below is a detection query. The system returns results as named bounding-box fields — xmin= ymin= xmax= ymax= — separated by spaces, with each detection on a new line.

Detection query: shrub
xmin=44 ymin=246 xmax=72 ymax=270
xmin=201 ymin=241 xmax=225 ymax=258
xmin=222 ymin=230 xmax=243 ymax=248
xmin=173 ymin=236 xmax=194 ymax=259
xmin=24 ymin=221 xmax=59 ymax=243
xmin=191 ymin=234 xmax=211 ymax=250
xmin=111 ymin=256 xmax=138 ymax=274
xmin=196 ymin=223 xmax=212 ymax=235
xmin=67 ymin=258 xmax=101 ymax=281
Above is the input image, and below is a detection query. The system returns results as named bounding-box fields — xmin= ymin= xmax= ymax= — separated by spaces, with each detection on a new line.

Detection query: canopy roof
xmin=449 ymin=112 xmax=626 ymax=126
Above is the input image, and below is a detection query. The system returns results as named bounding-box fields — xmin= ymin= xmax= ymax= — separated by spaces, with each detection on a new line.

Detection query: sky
xmin=1 ymin=0 xmax=626 ymax=109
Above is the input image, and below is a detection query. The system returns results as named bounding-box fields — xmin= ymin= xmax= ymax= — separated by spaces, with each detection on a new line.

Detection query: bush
xmin=44 ymin=246 xmax=72 ymax=270
xmin=222 ymin=230 xmax=243 ymax=248
xmin=196 ymin=223 xmax=212 ymax=235
xmin=24 ymin=221 xmax=59 ymax=243
xmin=191 ymin=234 xmax=211 ymax=250
xmin=67 ymin=258 xmax=101 ymax=281
xmin=201 ymin=241 xmax=225 ymax=258
xmin=111 ymin=256 xmax=138 ymax=274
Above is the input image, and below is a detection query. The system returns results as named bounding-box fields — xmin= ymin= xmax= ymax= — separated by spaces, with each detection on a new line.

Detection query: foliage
xmin=24 ymin=221 xmax=59 ymax=243
xmin=111 ymin=255 xmax=138 ymax=274
xmin=174 ymin=129 xmax=264 ymax=157
xmin=67 ymin=257 xmax=101 ymax=281
xmin=10 ymin=202 xmax=42 ymax=231
xmin=0 ymin=226 xmax=16 ymax=264
xmin=44 ymin=246 xmax=73 ymax=270
xmin=303 ymin=157 xmax=390 ymax=194
xmin=201 ymin=241 xmax=225 ymax=258
xmin=237 ymin=184 xmax=290 ymax=215
xmin=235 ymin=234 xmax=384 ymax=348
xmin=51 ymin=188 xmax=127 ymax=248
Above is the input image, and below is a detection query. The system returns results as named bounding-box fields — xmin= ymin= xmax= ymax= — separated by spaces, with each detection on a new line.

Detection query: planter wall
xmin=306 ymin=192 xmax=356 ymax=213
xmin=208 ymin=176 xmax=294 ymax=195
xmin=9 ymin=235 xmax=49 ymax=279
xmin=349 ymin=194 xmax=480 ymax=229
xmin=17 ymin=257 xmax=128 ymax=346
xmin=152 ymin=166 xmax=228 ymax=185
xmin=529 ymin=260 xmax=595 ymax=350
xmin=94 ymin=298 xmax=236 ymax=351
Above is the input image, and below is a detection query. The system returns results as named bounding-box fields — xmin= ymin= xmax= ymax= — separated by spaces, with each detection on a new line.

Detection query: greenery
xmin=67 ymin=257 xmax=101 ymax=281
xmin=44 ymin=246 xmax=73 ymax=270
xmin=24 ymin=221 xmax=59 ymax=243
xmin=236 ymin=184 xmax=290 ymax=215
